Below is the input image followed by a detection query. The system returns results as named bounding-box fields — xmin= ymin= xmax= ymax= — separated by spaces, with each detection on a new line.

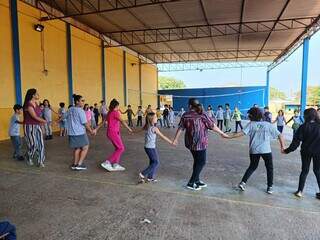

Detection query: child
xmin=168 ymin=107 xmax=175 ymax=128
xmin=136 ymin=106 xmax=144 ymax=127
xmin=283 ymin=108 xmax=320 ymax=199
xmin=231 ymin=107 xmax=285 ymax=194
xmin=163 ymin=104 xmax=170 ymax=128
xmin=100 ymin=100 xmax=108 ymax=127
xmin=89 ymin=106 xmax=96 ymax=129
xmin=263 ymin=106 xmax=272 ymax=123
xmin=43 ymin=99 xmax=55 ymax=140
xmin=232 ymin=107 xmax=243 ymax=133
xmin=93 ymin=103 xmax=100 ymax=126
xmin=273 ymin=110 xmax=286 ymax=133
xmin=67 ymin=94 xmax=96 ymax=171
xmin=99 ymin=99 xmax=133 ymax=172
xmin=58 ymin=102 xmax=67 ymax=137
xmin=224 ymin=103 xmax=232 ymax=133
xmin=84 ymin=104 xmax=90 ymax=122
xmin=215 ymin=105 xmax=224 ymax=130
xmin=207 ymin=105 xmax=214 ymax=119
xmin=178 ymin=107 xmax=185 ymax=118
xmin=121 ymin=105 xmax=135 ymax=127
xmin=139 ymin=112 xmax=173 ymax=183
xmin=9 ymin=104 xmax=24 ymax=161
xmin=286 ymin=109 xmax=304 ymax=135
xmin=156 ymin=107 xmax=163 ymax=127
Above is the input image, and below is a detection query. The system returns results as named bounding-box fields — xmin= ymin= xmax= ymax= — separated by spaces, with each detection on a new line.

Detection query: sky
xmin=159 ymin=31 xmax=320 ymax=99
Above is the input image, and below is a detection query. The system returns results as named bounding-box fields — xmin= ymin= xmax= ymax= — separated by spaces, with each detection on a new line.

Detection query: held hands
xmin=172 ymin=139 xmax=178 ymax=146
xmin=281 ymin=148 xmax=287 ymax=154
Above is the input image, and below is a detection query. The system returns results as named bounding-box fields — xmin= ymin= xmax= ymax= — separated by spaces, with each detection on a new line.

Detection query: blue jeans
xmin=10 ymin=136 xmax=22 ymax=158
xmin=142 ymin=148 xmax=159 ymax=179
xmin=0 ymin=221 xmax=16 ymax=240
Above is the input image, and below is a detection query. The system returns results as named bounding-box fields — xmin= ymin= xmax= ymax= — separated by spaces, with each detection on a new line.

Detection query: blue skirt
xmin=69 ymin=134 xmax=89 ymax=149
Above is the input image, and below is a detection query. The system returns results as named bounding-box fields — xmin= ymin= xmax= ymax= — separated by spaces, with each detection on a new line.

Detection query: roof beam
xmin=236 ymin=0 xmax=246 ymax=60
xmin=141 ymin=49 xmax=283 ymax=63
xmin=157 ymin=62 xmax=270 ymax=72
xmin=255 ymin=0 xmax=291 ymax=60
xmin=40 ymin=0 xmax=182 ymax=21
xmin=199 ymin=0 xmax=216 ymax=51
xmin=103 ymin=17 xmax=316 ymax=47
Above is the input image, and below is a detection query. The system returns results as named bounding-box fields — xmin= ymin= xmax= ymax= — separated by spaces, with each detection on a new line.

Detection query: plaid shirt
xmin=178 ymin=110 xmax=215 ymax=151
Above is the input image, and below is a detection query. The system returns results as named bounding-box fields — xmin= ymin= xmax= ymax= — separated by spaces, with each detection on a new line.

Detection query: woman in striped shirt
xmin=173 ymin=98 xmax=229 ymax=191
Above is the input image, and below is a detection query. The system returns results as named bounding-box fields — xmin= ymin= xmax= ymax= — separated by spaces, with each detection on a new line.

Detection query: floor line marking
xmin=1 ymin=166 xmax=320 ymax=215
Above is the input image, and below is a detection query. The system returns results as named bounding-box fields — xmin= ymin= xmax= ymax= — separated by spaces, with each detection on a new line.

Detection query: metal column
xmin=10 ymin=0 xmax=22 ymax=104
xmin=300 ymin=37 xmax=310 ymax=113
xmin=123 ymin=51 xmax=128 ymax=106
xmin=66 ymin=23 xmax=73 ymax=105
xmin=265 ymin=70 xmax=270 ymax=107
xmin=101 ymin=40 xmax=106 ymax=102
xmin=139 ymin=59 xmax=142 ymax=106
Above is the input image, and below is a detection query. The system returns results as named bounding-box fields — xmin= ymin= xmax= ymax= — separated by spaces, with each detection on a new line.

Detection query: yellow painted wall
xmin=0 ymin=0 xmax=16 ymax=140
xmin=0 ymin=0 xmax=158 ymax=140
xmin=105 ymin=48 xmax=124 ymax=106
xmin=71 ymin=27 xmax=102 ymax=105
xmin=126 ymin=54 xmax=140 ymax=109
xmin=142 ymin=64 xmax=158 ymax=109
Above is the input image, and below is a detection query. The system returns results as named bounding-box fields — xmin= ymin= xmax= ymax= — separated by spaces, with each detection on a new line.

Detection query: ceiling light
xmin=34 ymin=24 xmax=44 ymax=32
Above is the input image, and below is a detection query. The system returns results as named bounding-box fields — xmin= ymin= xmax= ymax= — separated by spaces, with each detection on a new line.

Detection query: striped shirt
xmin=178 ymin=110 xmax=215 ymax=151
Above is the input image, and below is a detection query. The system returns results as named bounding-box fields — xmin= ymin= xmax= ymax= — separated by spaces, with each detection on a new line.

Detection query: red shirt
xmin=23 ymin=102 xmax=42 ymax=125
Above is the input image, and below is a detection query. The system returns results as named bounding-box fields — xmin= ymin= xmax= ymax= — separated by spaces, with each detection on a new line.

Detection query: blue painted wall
xmin=158 ymin=86 xmax=267 ymax=113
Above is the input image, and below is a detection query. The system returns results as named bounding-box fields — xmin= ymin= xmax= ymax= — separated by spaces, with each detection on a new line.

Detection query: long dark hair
xmin=43 ymin=99 xmax=51 ymax=108
xmin=304 ymin=108 xmax=320 ymax=124
xmin=188 ymin=98 xmax=203 ymax=114
xmin=109 ymin=99 xmax=119 ymax=111
xmin=143 ymin=112 xmax=156 ymax=130
xmin=23 ymin=88 xmax=37 ymax=109
xmin=72 ymin=94 xmax=82 ymax=105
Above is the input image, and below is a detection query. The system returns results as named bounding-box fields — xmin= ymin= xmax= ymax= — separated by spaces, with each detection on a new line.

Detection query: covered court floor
xmin=1 ymin=127 xmax=320 ymax=239
xmin=1 ymin=0 xmax=320 ymax=239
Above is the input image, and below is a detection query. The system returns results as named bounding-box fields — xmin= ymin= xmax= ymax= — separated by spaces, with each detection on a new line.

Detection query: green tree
xmin=294 ymin=86 xmax=320 ymax=105
xmin=158 ymin=76 xmax=186 ymax=90
xmin=270 ymin=87 xmax=287 ymax=100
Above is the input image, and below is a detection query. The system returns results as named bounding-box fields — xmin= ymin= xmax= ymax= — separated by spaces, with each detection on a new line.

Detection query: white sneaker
xmin=101 ymin=161 xmax=113 ymax=171
xmin=27 ymin=158 xmax=34 ymax=166
xmin=112 ymin=164 xmax=126 ymax=171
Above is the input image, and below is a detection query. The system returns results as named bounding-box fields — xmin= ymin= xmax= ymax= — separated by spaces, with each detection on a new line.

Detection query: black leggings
xmin=217 ymin=120 xmax=223 ymax=130
xmin=235 ymin=121 xmax=243 ymax=132
xmin=137 ymin=116 xmax=142 ymax=127
xmin=241 ymin=153 xmax=273 ymax=187
xmin=189 ymin=150 xmax=207 ymax=184
xmin=298 ymin=154 xmax=320 ymax=192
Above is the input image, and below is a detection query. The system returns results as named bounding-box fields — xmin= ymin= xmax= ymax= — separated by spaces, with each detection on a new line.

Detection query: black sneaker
xmin=266 ymin=186 xmax=273 ymax=194
xmin=186 ymin=183 xmax=202 ymax=191
xmin=238 ymin=182 xmax=246 ymax=191
xmin=17 ymin=156 xmax=25 ymax=161
xmin=196 ymin=181 xmax=207 ymax=188
xmin=75 ymin=164 xmax=87 ymax=170
xmin=71 ymin=164 xmax=78 ymax=170
xmin=316 ymin=193 xmax=320 ymax=200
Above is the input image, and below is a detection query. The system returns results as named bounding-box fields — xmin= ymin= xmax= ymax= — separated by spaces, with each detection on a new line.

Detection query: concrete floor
xmin=1 ymin=125 xmax=320 ymax=240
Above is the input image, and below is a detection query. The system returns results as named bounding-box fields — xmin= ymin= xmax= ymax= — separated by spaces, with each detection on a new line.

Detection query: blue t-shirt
xmin=9 ymin=114 xmax=20 ymax=136
xmin=66 ymin=106 xmax=87 ymax=136
xmin=242 ymin=121 xmax=280 ymax=154
xmin=215 ymin=109 xmax=224 ymax=120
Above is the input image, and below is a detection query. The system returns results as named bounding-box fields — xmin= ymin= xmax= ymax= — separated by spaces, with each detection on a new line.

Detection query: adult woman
xmin=23 ymin=88 xmax=47 ymax=167
xmin=67 ymin=94 xmax=96 ymax=171
xmin=283 ymin=108 xmax=320 ymax=199
xmin=173 ymin=98 xmax=229 ymax=190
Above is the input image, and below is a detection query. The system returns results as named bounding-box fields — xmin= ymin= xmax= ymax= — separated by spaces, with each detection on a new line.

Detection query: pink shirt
xmin=85 ymin=110 xmax=92 ymax=122
xmin=107 ymin=110 xmax=121 ymax=133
